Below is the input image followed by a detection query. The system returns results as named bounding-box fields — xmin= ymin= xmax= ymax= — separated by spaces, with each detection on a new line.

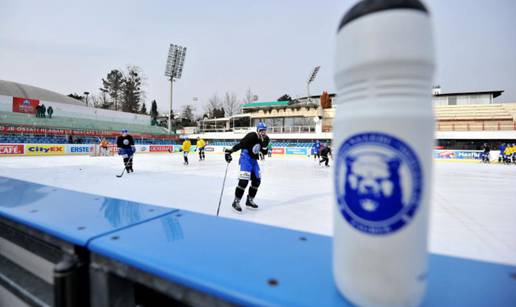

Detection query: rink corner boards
xmin=0 ymin=176 xmax=514 ymax=307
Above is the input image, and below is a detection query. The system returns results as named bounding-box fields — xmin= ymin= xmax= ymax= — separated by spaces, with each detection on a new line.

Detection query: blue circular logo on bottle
xmin=334 ymin=132 xmax=423 ymax=235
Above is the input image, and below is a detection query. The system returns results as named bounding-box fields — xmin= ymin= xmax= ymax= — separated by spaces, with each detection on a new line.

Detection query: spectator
xmin=41 ymin=104 xmax=46 ymax=118
xmin=36 ymin=105 xmax=41 ymax=118
xmin=68 ymin=135 xmax=74 ymax=144
xmin=47 ymin=106 xmax=53 ymax=118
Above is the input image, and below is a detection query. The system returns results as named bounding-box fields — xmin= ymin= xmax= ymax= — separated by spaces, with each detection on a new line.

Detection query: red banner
xmin=272 ymin=147 xmax=285 ymax=154
xmin=12 ymin=97 xmax=40 ymax=114
xmin=0 ymin=144 xmax=24 ymax=155
xmin=149 ymin=145 xmax=174 ymax=152
xmin=0 ymin=125 xmax=72 ymax=135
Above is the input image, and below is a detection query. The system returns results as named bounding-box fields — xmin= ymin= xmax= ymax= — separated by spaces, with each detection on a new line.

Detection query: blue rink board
xmin=89 ymin=210 xmax=516 ymax=307
xmin=0 ymin=177 xmax=176 ymax=246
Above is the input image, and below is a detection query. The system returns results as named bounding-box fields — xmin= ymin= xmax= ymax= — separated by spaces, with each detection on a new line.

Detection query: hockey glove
xmin=224 ymin=149 xmax=233 ymax=163
xmin=131 ymin=145 xmax=136 ymax=154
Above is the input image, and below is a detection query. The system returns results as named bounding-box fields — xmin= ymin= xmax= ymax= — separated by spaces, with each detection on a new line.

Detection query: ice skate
xmin=246 ymin=196 xmax=258 ymax=210
xmin=232 ymin=199 xmax=242 ymax=213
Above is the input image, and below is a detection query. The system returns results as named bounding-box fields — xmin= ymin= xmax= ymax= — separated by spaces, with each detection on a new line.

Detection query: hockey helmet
xmin=256 ymin=122 xmax=267 ymax=131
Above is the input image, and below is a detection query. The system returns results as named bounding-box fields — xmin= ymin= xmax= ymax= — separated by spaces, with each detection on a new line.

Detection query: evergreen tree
xmin=68 ymin=93 xmax=84 ymax=101
xmin=150 ymin=100 xmax=158 ymax=119
xmin=98 ymin=88 xmax=112 ymax=109
xmin=213 ymin=107 xmax=225 ymax=118
xmin=140 ymin=102 xmax=147 ymax=114
xmin=121 ymin=66 xmax=143 ymax=113
xmin=181 ymin=104 xmax=195 ymax=125
xmin=101 ymin=69 xmax=124 ymax=110
xmin=277 ymin=94 xmax=292 ymax=101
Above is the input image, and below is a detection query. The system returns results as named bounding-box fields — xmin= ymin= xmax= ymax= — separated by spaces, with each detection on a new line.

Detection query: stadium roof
xmin=242 ymin=101 xmax=290 ymax=108
xmin=0 ymin=79 xmax=84 ymax=106
xmin=434 ymin=90 xmax=504 ymax=98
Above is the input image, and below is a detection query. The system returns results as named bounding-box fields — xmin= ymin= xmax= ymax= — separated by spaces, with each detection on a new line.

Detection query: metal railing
xmin=436 ymin=121 xmax=516 ymax=131
xmin=195 ymin=122 xmax=516 ymax=134
xmin=199 ymin=125 xmax=316 ymax=134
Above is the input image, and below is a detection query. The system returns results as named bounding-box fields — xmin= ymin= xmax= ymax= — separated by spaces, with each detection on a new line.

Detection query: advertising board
xmin=0 ymin=144 xmax=24 ymax=155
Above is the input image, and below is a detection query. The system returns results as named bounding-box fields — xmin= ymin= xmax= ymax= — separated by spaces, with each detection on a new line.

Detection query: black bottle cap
xmin=338 ymin=0 xmax=428 ymax=32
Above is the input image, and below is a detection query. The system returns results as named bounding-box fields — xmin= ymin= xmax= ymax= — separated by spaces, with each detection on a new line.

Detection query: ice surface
xmin=0 ymin=154 xmax=514 ymax=265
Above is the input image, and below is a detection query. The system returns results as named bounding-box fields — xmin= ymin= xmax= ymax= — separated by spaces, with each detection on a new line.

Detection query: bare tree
xmin=89 ymin=93 xmax=103 ymax=108
xmin=242 ymin=87 xmax=256 ymax=105
xmin=204 ymin=93 xmax=221 ymax=118
xmin=223 ymin=91 xmax=240 ymax=116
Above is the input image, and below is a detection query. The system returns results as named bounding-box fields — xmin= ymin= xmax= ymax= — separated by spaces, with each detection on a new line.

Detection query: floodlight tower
xmin=307 ymin=66 xmax=320 ymax=103
xmin=164 ymin=44 xmax=187 ymax=133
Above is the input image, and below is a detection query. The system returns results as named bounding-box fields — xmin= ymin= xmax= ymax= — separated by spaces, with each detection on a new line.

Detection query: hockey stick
xmin=216 ymin=162 xmax=230 ymax=216
xmin=116 ymin=156 xmax=133 ymax=178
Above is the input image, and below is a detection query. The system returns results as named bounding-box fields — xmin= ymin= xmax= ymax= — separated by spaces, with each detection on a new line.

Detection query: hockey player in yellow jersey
xmin=180 ymin=137 xmax=192 ymax=165
xmin=504 ymin=145 xmax=512 ymax=160
xmin=197 ymin=137 xmax=206 ymax=161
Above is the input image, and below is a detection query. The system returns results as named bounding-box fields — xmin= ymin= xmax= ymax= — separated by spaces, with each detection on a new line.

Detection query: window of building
xmin=230 ymin=116 xmax=251 ymax=128
xmin=272 ymin=117 xmax=284 ymax=127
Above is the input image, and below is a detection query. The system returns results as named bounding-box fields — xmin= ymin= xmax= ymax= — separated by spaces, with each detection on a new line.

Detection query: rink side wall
xmin=0 ymin=176 xmax=515 ymax=306
xmin=0 ymin=143 xmax=501 ymax=162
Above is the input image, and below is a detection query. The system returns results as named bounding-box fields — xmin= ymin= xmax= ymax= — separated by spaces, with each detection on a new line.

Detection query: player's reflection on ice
xmin=0 ymin=177 xmax=49 ymax=208
xmin=100 ymin=198 xmax=184 ymax=242
xmin=161 ymin=214 xmax=184 ymax=242
xmin=100 ymin=198 xmax=141 ymax=227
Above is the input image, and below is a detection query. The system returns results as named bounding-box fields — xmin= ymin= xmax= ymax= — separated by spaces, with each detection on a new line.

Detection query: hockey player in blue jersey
xmin=224 ymin=122 xmax=270 ymax=213
xmin=312 ymin=140 xmax=321 ymax=160
xmin=116 ymin=129 xmax=136 ymax=173
xmin=498 ymin=143 xmax=506 ymax=163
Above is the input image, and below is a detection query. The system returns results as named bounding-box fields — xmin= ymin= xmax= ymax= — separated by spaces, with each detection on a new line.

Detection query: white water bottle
xmin=333 ymin=0 xmax=435 ymax=306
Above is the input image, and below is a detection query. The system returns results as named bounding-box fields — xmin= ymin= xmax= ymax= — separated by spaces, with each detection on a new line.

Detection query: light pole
xmin=83 ymin=91 xmax=90 ymax=107
xmin=307 ymin=66 xmax=320 ymax=103
xmin=164 ymin=44 xmax=187 ymax=133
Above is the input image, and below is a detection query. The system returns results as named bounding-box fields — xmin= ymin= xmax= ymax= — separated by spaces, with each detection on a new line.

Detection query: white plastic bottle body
xmin=333 ymin=6 xmax=434 ymax=307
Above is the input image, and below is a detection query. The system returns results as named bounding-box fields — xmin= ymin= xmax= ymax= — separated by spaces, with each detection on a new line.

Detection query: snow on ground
xmin=0 ymin=154 xmax=515 ymax=266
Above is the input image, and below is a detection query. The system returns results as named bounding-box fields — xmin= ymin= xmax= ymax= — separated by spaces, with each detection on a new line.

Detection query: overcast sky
xmin=1 ymin=0 xmax=515 ymax=115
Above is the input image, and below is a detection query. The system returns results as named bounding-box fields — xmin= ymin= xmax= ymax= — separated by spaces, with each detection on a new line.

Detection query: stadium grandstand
xmin=1 ymin=79 xmax=515 ymax=153
xmin=436 ymin=103 xmax=516 ymax=149
xmin=0 ymin=79 xmax=178 ymax=145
